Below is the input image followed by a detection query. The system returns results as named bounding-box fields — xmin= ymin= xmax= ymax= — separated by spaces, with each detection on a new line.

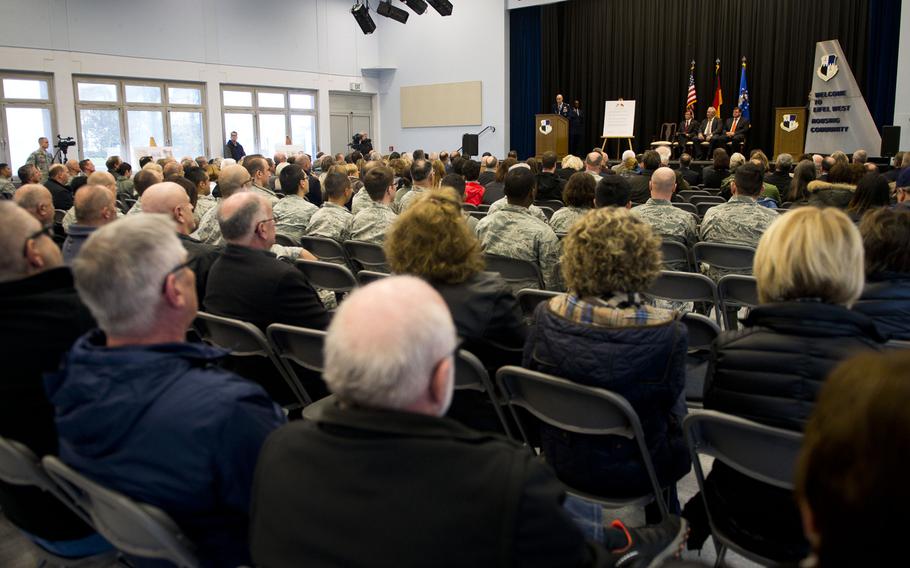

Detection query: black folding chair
xmin=689 ymin=195 xmax=726 ymax=206
xmin=484 ymin=254 xmax=545 ymax=291
xmin=660 ymin=240 xmax=692 ymax=271
xmin=693 ymin=243 xmax=756 ymax=276
xmin=275 ymin=233 xmax=297 ymax=247
xmin=356 ymin=270 xmax=390 ymax=286
xmin=678 ymin=190 xmax=710 ymax=201
xmin=534 ymin=199 xmax=564 ymax=211
xmin=54 ymin=209 xmax=67 ymax=224
xmin=683 ymin=411 xmax=804 ymax=567
xmin=469 ymin=210 xmax=487 ymax=220
xmin=646 ymin=270 xmax=721 ymax=324
xmin=299 ymin=236 xmax=351 ymax=265
xmin=295 ymin=259 xmax=357 ymax=303
xmin=696 ymin=202 xmax=721 ymax=217
xmin=42 ymin=456 xmax=200 ymax=568
xmin=496 ymin=366 xmax=670 ymax=519
xmin=462 ymin=203 xmax=478 ymax=211
xmin=671 ymin=202 xmax=698 ymax=215
xmin=538 ymin=206 xmax=555 ymax=220
xmin=717 ymin=274 xmax=759 ymax=330
xmin=344 ymin=240 xmax=390 ymax=273
xmin=680 ymin=313 xmax=720 ymax=408
xmin=194 ymin=311 xmax=310 ymax=406
xmin=516 ymin=288 xmax=561 ymax=320
xmin=449 ymin=350 xmax=513 ymax=436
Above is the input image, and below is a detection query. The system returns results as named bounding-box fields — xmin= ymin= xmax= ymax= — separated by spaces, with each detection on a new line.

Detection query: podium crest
xmin=539 ymin=119 xmax=552 ymax=135
xmin=780 ymin=114 xmax=799 ymax=133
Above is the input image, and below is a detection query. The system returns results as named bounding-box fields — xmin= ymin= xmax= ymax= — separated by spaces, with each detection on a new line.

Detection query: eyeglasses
xmin=22 ymin=224 xmax=54 ymax=257
xmin=256 ymin=217 xmax=275 ymax=230
xmin=161 ymin=259 xmax=192 ymax=293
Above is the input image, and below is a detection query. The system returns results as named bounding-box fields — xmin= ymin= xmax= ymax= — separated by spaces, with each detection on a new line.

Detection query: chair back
xmin=295 ymin=259 xmax=357 ymax=293
xmin=659 ymin=240 xmax=691 ymax=271
xmin=717 ymin=274 xmax=759 ymax=329
xmin=681 ymin=312 xmax=720 ymax=350
xmin=516 ymin=288 xmax=561 ymax=318
xmin=671 ymin=202 xmax=698 ymax=215
xmin=483 ymin=254 xmax=545 ymax=290
xmin=299 ymin=236 xmax=350 ymax=264
xmin=496 ymin=366 xmax=669 ymax=518
xmin=54 ymin=209 xmax=67 ymax=224
xmin=696 ymin=202 xmax=720 ymax=217
xmin=646 ymin=270 xmax=720 ymax=323
xmin=454 ymin=350 xmax=512 ymax=436
xmin=534 ymin=199 xmax=564 ymax=211
xmin=538 ymin=206 xmax=555 ymax=220
xmin=343 ymin=240 xmax=390 ymax=273
xmin=694 ymin=242 xmax=756 ymax=273
xmin=689 ymin=194 xmax=726 ymax=205
xmin=356 ymin=270 xmax=390 ymax=286
xmin=462 ymin=203 xmax=477 ymax=211
xmin=42 ymin=456 xmax=200 ymax=568
xmin=476 ymin=204 xmax=491 ymax=212
xmin=469 ymin=210 xmax=487 ymax=220
xmin=266 ymin=323 xmax=326 ymax=374
xmin=274 ymin=233 xmax=297 ymax=247
xmin=678 ymin=189 xmax=709 ymax=200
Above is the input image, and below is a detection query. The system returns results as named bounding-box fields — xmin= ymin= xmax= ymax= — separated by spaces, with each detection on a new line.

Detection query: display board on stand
xmin=601 ymin=99 xmax=636 ymax=154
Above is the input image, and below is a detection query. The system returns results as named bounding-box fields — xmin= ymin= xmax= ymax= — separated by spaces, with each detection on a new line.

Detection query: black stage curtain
xmin=540 ymin=0 xmax=870 ymax=158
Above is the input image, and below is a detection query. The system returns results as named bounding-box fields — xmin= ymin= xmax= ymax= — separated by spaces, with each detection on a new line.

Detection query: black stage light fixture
xmin=402 ymin=0 xmax=427 ymax=14
xmin=352 ymin=1 xmax=376 ymax=34
xmin=426 ymin=0 xmax=453 ymax=16
xmin=377 ymin=1 xmax=409 ymax=23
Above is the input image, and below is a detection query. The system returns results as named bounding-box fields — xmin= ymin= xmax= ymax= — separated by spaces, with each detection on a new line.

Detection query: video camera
xmin=55 ymin=135 xmax=76 ymax=150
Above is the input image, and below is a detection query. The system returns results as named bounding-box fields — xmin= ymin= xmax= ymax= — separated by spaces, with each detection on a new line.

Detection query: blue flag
xmin=738 ymin=60 xmax=750 ymax=120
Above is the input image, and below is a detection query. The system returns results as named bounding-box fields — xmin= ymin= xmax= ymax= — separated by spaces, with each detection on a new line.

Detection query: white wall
xmin=373 ymin=0 xmax=510 ymax=156
xmin=894 ymin=0 xmax=910 ymax=149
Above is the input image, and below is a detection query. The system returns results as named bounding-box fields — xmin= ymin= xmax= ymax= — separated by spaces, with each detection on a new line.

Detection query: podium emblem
xmin=817 ymin=54 xmax=839 ymax=82
xmin=780 ymin=114 xmax=799 ymax=133
xmin=539 ymin=120 xmax=552 ymax=135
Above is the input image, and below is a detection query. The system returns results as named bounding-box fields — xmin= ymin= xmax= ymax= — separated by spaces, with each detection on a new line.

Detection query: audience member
xmin=786 ymin=159 xmax=816 ymax=205
xmin=245 ymin=155 xmax=279 ymax=204
xmin=18 ymin=164 xmax=41 ymax=186
xmin=47 ymin=214 xmax=285 ymax=567
xmin=185 ymin=165 xmax=216 ymax=222
xmin=348 ymin=165 xmax=398 ymax=244
xmin=851 ymin=149 xmax=868 ymax=164
xmin=44 ymin=164 xmax=73 ymax=210
xmin=594 ymin=174 xmax=632 ymax=208
xmin=475 ymin=167 xmax=561 ymax=290
xmin=536 ymin=151 xmax=567 ymax=201
xmin=808 ymin=162 xmax=862 ymax=208
xmin=883 ymin=150 xmax=907 ymax=182
xmin=583 ymin=151 xmax=604 ymax=183
xmin=684 ymin=206 xmax=884 ymax=560
xmin=625 ymin=151 xmax=660 ymax=204
xmin=461 ymin=159 xmax=484 ymax=205
xmin=398 ymin=159 xmax=435 ymax=212
xmin=64 ymin=159 xmax=82 ymax=184
xmin=612 ymin=150 xmax=638 ymax=175
xmin=115 ymin=161 xmax=134 ymax=200
xmin=677 ymin=153 xmax=699 ymax=186
xmin=633 ymin=167 xmax=698 ymax=246
xmin=481 ymin=157 xmax=517 ymax=204
xmin=306 ymin=172 xmax=353 ymax=242
xmin=273 ymin=164 xmax=318 ymax=242
xmin=62 ymin=184 xmax=117 ymax=264
xmin=549 ymin=171 xmax=595 ymax=233
xmin=699 ymin=148 xmax=730 ymax=188
xmin=478 ymin=154 xmax=497 ymax=186
xmin=700 ymin=163 xmax=778 ymax=246
xmin=0 ymin=162 xmax=14 ymax=199
xmin=853 ymin=208 xmax=910 ymax=339
xmin=764 ymin=153 xmax=793 ymax=197
xmin=845 ymin=172 xmax=890 ymax=222
xmin=249 ymin=276 xmax=685 ymax=567
xmin=192 ymin=164 xmax=253 ymax=244
xmin=13 ymin=184 xmax=55 ymax=227
xmin=79 ymin=159 xmax=96 ymax=176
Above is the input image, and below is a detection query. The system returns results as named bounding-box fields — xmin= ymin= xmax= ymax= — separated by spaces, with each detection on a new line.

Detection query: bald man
xmin=192 ymin=164 xmax=253 ymax=244
xmin=632 ymin=167 xmax=698 ymax=248
xmin=205 ymin=192 xmax=329 ymax=336
xmin=62 ymin=171 xmax=121 ymax=231
xmin=45 ymin=164 xmax=73 ymax=210
xmin=62 ymin=185 xmax=118 ymax=264
xmin=65 ymin=159 xmax=82 ymax=183
xmin=14 ymin=184 xmax=55 ymax=227
xmin=142 ymin=182 xmax=221 ymax=300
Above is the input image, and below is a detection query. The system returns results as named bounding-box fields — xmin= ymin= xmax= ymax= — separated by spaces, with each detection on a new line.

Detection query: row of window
xmin=0 ymin=73 xmax=318 ymax=173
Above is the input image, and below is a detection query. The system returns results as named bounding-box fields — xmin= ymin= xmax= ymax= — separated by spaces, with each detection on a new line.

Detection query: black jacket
xmin=434 ymin=271 xmax=526 ymax=352
xmin=853 ymin=273 xmax=910 ymax=340
xmin=178 ymin=233 xmax=221 ymax=302
xmin=0 ymin=267 xmax=97 ymax=540
xmin=678 ymin=166 xmax=699 ymax=186
xmin=482 ymin=181 xmax=505 ymax=205
xmin=764 ymin=170 xmax=791 ymax=198
xmin=204 ymin=244 xmax=329 ymax=332
xmin=700 ymin=166 xmax=729 ymax=189
xmin=250 ymin=404 xmax=609 ymax=568
xmin=477 ymin=170 xmax=496 ymax=187
xmin=45 ymin=178 xmax=73 ymax=210
xmin=536 ymin=172 xmax=567 ymax=201
xmin=626 ymin=170 xmax=654 ymax=204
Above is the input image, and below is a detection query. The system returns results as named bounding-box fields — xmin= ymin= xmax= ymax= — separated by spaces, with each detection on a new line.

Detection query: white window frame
xmin=221 ymin=84 xmax=318 ymax=157
xmin=0 ymin=71 xmax=57 ymax=176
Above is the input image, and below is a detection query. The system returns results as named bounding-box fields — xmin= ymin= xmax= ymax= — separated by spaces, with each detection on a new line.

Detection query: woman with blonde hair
xmin=524 ymin=207 xmax=690 ymax=516
xmin=683 ymin=206 xmax=885 ymax=560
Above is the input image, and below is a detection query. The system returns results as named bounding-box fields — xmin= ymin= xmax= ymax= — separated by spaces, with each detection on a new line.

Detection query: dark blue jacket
xmin=45 ymin=331 xmax=286 ymax=567
xmin=852 ymin=273 xmax=910 ymax=340
xmin=523 ymin=303 xmax=690 ymax=497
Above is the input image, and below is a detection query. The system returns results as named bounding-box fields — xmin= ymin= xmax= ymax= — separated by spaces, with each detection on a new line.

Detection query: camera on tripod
xmin=55 ymin=135 xmax=76 ymax=150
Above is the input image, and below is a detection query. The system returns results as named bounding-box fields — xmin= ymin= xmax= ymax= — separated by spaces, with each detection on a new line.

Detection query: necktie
xmin=705 ymin=120 xmax=711 ymax=135
xmin=732 ymin=118 xmax=738 ymax=133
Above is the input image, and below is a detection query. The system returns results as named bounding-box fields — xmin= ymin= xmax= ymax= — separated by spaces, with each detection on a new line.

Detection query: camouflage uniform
xmin=487 ymin=197 xmax=548 ymax=223
xmin=0 ymin=176 xmax=15 ymax=199
xmin=26 ymin=149 xmax=52 ymax=181
xmin=398 ymin=185 xmax=430 ymax=212
xmin=306 ymin=202 xmax=352 ymax=242
xmin=463 ymin=211 xmax=478 ymax=232
xmin=116 ymin=175 xmax=135 ymax=200
xmin=351 ymin=187 xmax=373 ymax=215
xmin=252 ymin=183 xmax=280 ymax=206
xmin=126 ymin=200 xmax=143 ymax=216
xmin=273 ymin=194 xmax=318 ymax=242
xmin=474 ymin=204 xmax=562 ymax=291
xmin=700 ymin=195 xmax=778 ymax=247
xmin=633 ymin=199 xmax=699 ymax=246
xmin=194 ymin=194 xmax=218 ymax=226
xmin=192 ymin=204 xmax=223 ymax=245
xmin=548 ymin=206 xmax=589 ymax=233
xmin=347 ymin=201 xmax=397 ymax=244
xmin=62 ymin=206 xmax=123 ymax=232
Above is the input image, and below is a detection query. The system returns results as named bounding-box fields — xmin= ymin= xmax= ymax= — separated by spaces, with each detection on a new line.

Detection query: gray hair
xmin=852 ymin=149 xmax=868 ymax=164
xmin=323 ymin=276 xmax=456 ymax=410
xmin=13 ymin=184 xmax=50 ymax=212
xmin=655 ymin=146 xmax=671 ymax=165
xmin=0 ymin=202 xmax=37 ymax=282
xmin=776 ymin=153 xmax=793 ymax=170
xmin=217 ymin=197 xmax=261 ymax=241
xmin=72 ymin=214 xmax=185 ymax=337
xmin=730 ymin=152 xmax=746 ymax=170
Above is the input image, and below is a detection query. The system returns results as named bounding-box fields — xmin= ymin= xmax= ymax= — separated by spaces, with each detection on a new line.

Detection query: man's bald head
xmin=87 ymin=171 xmax=117 ymax=192
xmin=324 ymin=276 xmax=457 ymax=415
xmin=650 ymin=167 xmax=677 ymax=199
xmin=142 ymin=182 xmax=194 ymax=235
xmin=74 ymin=184 xmax=117 ymax=226
xmin=0 ymin=201 xmax=62 ymax=282
xmin=585 ymin=152 xmax=603 ymax=171
xmin=14 ymin=184 xmax=54 ymax=225
xmin=162 ymin=161 xmax=183 ymax=179
xmin=217 ymin=192 xmax=272 ymax=247
xmin=65 ymin=159 xmax=81 ymax=175
xmin=217 ymin=165 xmax=253 ymax=198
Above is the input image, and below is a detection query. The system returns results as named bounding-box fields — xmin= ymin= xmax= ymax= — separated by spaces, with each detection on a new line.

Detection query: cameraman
xmin=351 ymin=131 xmax=373 ymax=154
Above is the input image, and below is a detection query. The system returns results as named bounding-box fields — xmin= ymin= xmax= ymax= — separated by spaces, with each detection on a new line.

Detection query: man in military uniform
xmin=306 ymin=172 xmax=353 ymax=242
xmin=347 ymin=165 xmax=397 ymax=245
xmin=701 ymin=162 xmax=779 ymax=247
xmin=0 ymin=163 xmax=15 ymax=199
xmin=398 ymin=159 xmax=435 ymax=212
xmin=26 ymin=137 xmax=53 ymax=182
xmin=273 ymin=164 xmax=318 ymax=242
xmin=475 ymin=167 xmax=561 ymax=291
xmin=193 ymin=165 xmax=252 ymax=245
xmin=245 ymin=156 xmax=279 ymax=205
xmin=633 ymin=167 xmax=698 ymax=248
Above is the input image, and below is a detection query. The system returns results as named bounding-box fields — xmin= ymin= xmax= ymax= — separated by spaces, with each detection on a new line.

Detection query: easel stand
xmin=601 ymin=137 xmax=634 ymax=158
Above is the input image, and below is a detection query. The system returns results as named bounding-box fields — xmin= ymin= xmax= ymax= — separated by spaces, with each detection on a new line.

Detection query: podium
xmin=773 ymin=107 xmax=807 ymax=159
xmin=535 ymin=114 xmax=568 ymax=158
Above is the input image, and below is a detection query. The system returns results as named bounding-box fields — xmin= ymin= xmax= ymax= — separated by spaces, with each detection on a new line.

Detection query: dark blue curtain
xmin=866 ymin=0 xmax=901 ymax=131
xmin=509 ymin=6 xmax=541 ymax=159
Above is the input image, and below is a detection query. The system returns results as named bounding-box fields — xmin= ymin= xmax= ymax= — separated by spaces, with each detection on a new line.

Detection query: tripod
xmin=52 ymin=145 xmax=69 ymax=164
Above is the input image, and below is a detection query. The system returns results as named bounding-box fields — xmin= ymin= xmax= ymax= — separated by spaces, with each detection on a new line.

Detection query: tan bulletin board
xmin=400 ymin=81 xmax=482 ymax=128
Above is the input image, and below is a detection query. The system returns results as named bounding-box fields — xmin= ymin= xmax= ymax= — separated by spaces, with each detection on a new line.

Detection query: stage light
xmin=377 ymin=1 xmax=409 ymax=23
xmin=401 ymin=0 xmax=427 ymax=14
xmin=352 ymin=1 xmax=376 ymax=34
xmin=426 ymin=0 xmax=453 ymax=16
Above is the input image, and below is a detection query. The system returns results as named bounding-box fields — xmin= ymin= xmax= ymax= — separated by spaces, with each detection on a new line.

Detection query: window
xmin=0 ymin=74 xmax=56 ymax=175
xmin=74 ymin=78 xmax=207 ymax=164
xmin=221 ymin=85 xmax=318 ymax=158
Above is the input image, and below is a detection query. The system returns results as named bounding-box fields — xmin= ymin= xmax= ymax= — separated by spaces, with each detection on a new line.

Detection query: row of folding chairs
xmin=660 ymin=241 xmax=756 ymax=276
xmin=466 ymin=205 xmax=558 ymax=221
xmin=646 ymin=270 xmax=759 ymax=329
xmin=272 ymin=236 xmax=392 ymax=274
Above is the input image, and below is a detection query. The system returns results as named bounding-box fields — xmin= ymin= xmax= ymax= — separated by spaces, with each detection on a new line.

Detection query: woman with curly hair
xmin=523 ymin=207 xmax=690 ymax=519
xmin=548 ymin=172 xmax=596 ymax=233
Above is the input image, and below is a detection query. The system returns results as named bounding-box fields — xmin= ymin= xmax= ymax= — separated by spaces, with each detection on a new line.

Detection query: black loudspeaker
xmin=882 ymin=126 xmax=900 ymax=157
xmin=462 ymin=134 xmax=479 ymax=157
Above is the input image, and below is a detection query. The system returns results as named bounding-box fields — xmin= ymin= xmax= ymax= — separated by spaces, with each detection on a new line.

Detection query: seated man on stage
xmin=696 ymin=106 xmax=723 ymax=160
xmin=676 ymin=108 xmax=699 ymax=155
xmin=716 ymin=106 xmax=750 ymax=152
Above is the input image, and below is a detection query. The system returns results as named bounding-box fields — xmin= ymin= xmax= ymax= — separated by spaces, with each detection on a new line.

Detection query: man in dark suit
xmin=626 ymin=150 xmax=662 ymax=204
xmin=204 ymin=192 xmax=329 ymax=333
xmin=676 ymin=108 xmax=700 ymax=156
xmin=716 ymin=106 xmax=750 ymax=152
xmin=536 ymin=151 xmax=567 ymax=201
xmin=552 ymin=93 xmax=569 ymax=118
xmin=696 ymin=106 xmax=723 ymax=160
xmin=678 ymin=153 xmax=700 ymax=186
xmin=44 ymin=163 xmax=73 ymax=210
xmin=569 ymin=100 xmax=585 ymax=156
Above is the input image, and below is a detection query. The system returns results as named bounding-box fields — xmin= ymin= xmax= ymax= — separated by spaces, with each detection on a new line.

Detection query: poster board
xmin=401 ymin=81 xmax=482 ymax=128
xmin=602 ymin=100 xmax=636 ymax=138
xmin=132 ymin=146 xmax=172 ymax=165
xmin=275 ymin=144 xmax=308 ymax=156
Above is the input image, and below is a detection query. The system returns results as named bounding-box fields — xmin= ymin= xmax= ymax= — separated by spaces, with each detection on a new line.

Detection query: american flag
xmin=686 ymin=61 xmax=697 ymax=109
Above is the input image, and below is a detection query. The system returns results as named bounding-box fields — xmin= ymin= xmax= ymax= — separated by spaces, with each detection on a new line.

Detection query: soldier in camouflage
xmin=632 ymin=167 xmax=699 ymax=247
xmin=398 ymin=159 xmax=435 ymax=212
xmin=548 ymin=171 xmax=596 ymax=234
xmin=192 ymin=165 xmax=252 ymax=245
xmin=306 ymin=172 xmax=354 ymax=242
xmin=25 ymin=137 xmax=53 ymax=182
xmin=245 ymin=156 xmax=280 ymax=205
xmin=475 ymin=167 xmax=562 ymax=290
xmin=273 ymin=164 xmax=318 ymax=242
xmin=487 ymin=196 xmax=548 ymax=223
xmin=0 ymin=163 xmax=15 ymax=199
xmin=347 ymin=165 xmax=397 ymax=245
xmin=700 ymin=163 xmax=778 ymax=247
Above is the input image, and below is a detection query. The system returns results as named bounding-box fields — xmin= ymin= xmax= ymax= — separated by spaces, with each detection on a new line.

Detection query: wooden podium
xmin=535 ymin=114 xmax=568 ymax=158
xmin=773 ymin=107 xmax=807 ymax=158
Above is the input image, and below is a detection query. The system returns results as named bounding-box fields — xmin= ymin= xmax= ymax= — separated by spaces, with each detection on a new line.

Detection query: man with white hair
xmin=14 ymin=184 xmax=55 ymax=227
xmin=633 ymin=167 xmax=698 ymax=247
xmin=765 ymin=153 xmax=794 ymax=197
xmin=612 ymin=149 xmax=638 ymax=174
xmin=852 ymin=149 xmax=868 ymax=164
xmin=45 ymin=214 xmax=285 ymax=567
xmin=65 ymin=159 xmax=82 ymax=184
xmin=584 ymin=151 xmax=604 ymax=183
xmin=812 ymin=154 xmax=824 ymax=177
xmin=62 ymin=184 xmax=118 ymax=264
xmin=0 ymin=202 xmax=104 ymax=556
xmin=250 ymin=276 xmax=686 ymax=567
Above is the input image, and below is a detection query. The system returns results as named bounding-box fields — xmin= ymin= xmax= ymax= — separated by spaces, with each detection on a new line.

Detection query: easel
xmin=601 ymin=136 xmax=634 ymax=158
